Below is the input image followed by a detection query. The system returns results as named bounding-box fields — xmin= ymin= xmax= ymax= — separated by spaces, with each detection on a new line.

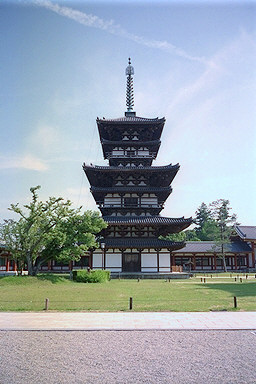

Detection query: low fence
xmin=0 ymin=296 xmax=255 ymax=312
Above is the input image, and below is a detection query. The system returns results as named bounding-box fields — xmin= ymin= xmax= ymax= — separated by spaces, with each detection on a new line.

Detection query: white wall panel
xmin=106 ymin=253 xmax=122 ymax=268
xmin=159 ymin=253 xmax=170 ymax=270
xmin=141 ymin=253 xmax=157 ymax=268
xmin=92 ymin=253 xmax=102 ymax=269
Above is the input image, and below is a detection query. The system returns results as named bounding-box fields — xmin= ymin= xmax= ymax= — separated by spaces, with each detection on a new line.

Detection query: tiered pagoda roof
xmin=83 ymin=59 xmax=192 ymax=251
xmin=83 ymin=163 xmax=180 ymax=188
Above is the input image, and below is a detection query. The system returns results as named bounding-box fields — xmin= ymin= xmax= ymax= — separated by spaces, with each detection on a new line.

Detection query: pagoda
xmin=83 ymin=59 xmax=192 ymax=274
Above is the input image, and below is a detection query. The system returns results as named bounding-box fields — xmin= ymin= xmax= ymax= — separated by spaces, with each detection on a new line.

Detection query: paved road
xmin=0 ymin=330 xmax=256 ymax=384
xmin=0 ymin=311 xmax=256 ymax=330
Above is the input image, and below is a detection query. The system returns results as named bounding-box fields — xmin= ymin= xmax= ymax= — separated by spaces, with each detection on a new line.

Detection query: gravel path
xmin=0 ymin=330 xmax=255 ymax=384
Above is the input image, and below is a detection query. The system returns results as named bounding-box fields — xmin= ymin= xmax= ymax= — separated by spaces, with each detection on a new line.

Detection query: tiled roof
xmin=101 ymin=139 xmax=160 ymax=146
xmin=97 ymin=116 xmax=165 ymax=123
xmin=173 ymin=241 xmax=252 ymax=254
xmin=103 ymin=216 xmax=192 ymax=226
xmin=91 ymin=186 xmax=172 ymax=194
xmin=100 ymin=238 xmax=184 ymax=250
xmin=235 ymin=226 xmax=256 ymax=240
xmin=83 ymin=163 xmax=179 ymax=172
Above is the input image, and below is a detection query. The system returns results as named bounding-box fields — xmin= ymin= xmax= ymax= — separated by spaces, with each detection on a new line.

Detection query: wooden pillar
xmin=214 ymin=253 xmax=217 ymax=270
xmin=192 ymin=255 xmax=196 ymax=270
xmin=171 ymin=253 xmax=175 ymax=268
xmin=69 ymin=261 xmax=73 ymax=271
xmin=234 ymin=254 xmax=238 ymax=270
xmin=13 ymin=261 xmax=17 ymax=272
xmin=157 ymin=250 xmax=159 ymax=272
xmin=48 ymin=260 xmax=52 ymax=271
xmin=246 ymin=254 xmax=249 ymax=269
xmin=251 ymin=242 xmax=255 ymax=268
xmin=103 ymin=249 xmax=106 ymax=270
xmin=6 ymin=258 xmax=9 ymax=271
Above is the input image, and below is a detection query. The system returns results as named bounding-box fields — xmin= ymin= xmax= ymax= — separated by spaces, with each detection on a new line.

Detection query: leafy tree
xmin=209 ymin=199 xmax=238 ymax=271
xmin=0 ymin=186 xmax=107 ymax=276
xmin=163 ymin=231 xmax=186 ymax=242
xmin=184 ymin=229 xmax=201 ymax=241
xmin=195 ymin=202 xmax=212 ymax=232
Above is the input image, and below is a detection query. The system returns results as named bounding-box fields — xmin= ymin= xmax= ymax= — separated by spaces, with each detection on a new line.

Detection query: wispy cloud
xmin=0 ymin=154 xmax=48 ymax=171
xmin=34 ymin=0 xmax=208 ymax=64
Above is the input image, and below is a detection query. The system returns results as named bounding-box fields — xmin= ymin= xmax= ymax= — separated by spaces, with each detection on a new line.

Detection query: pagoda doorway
xmin=122 ymin=252 xmax=141 ymax=272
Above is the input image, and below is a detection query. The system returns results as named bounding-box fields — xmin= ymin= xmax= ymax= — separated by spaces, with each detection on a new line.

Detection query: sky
xmin=1 ymin=0 xmax=256 ymax=225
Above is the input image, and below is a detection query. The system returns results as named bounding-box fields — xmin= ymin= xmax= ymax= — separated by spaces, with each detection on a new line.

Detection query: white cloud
xmin=29 ymin=124 xmax=59 ymax=149
xmin=34 ymin=0 xmax=208 ymax=64
xmin=0 ymin=154 xmax=48 ymax=171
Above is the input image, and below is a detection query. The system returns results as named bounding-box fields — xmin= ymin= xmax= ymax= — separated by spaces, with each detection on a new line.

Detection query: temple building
xmin=0 ymin=62 xmax=254 ymax=275
xmin=83 ymin=59 xmax=193 ymax=274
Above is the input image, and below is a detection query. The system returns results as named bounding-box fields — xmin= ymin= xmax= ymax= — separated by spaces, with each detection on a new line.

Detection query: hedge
xmin=72 ymin=270 xmax=110 ymax=283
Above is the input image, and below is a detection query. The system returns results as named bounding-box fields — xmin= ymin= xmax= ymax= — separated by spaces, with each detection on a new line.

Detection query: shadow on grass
xmin=200 ymin=282 xmax=256 ymax=297
xmin=36 ymin=274 xmax=70 ymax=284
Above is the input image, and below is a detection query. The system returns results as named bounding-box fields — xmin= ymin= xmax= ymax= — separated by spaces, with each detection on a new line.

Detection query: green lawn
xmin=0 ymin=274 xmax=255 ymax=312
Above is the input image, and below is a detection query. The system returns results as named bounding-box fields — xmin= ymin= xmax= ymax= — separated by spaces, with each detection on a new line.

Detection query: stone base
xmin=111 ymin=272 xmax=191 ymax=279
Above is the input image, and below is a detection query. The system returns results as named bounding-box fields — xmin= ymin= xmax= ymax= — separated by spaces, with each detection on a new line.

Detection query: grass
xmin=0 ymin=273 xmax=255 ymax=312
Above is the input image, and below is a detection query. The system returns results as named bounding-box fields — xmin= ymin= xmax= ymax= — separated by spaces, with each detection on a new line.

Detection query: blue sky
xmin=1 ymin=0 xmax=256 ymax=225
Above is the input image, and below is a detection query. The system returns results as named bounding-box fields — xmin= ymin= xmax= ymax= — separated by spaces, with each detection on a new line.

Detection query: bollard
xmin=45 ymin=298 xmax=49 ymax=311
xmin=129 ymin=297 xmax=133 ymax=310
xmin=246 ymin=274 xmax=248 ymax=279
xmin=211 ymin=275 xmax=213 ymax=278
xmin=168 ymin=278 xmax=171 ymax=283
xmin=201 ymin=278 xmax=203 ymax=282
xmin=234 ymin=296 xmax=237 ymax=308
xmin=230 ymin=274 xmax=232 ymax=278
xmin=240 ymin=278 xmax=242 ymax=283
xmin=137 ymin=278 xmax=140 ymax=282
xmin=235 ymin=277 xmax=237 ymax=282
xmin=204 ymin=278 xmax=206 ymax=283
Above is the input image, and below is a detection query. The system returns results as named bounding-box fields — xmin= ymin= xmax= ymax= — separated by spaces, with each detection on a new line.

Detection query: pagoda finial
xmin=125 ymin=58 xmax=135 ymax=115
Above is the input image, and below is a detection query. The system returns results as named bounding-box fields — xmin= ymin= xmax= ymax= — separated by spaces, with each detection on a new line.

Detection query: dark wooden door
xmin=122 ymin=253 xmax=140 ymax=272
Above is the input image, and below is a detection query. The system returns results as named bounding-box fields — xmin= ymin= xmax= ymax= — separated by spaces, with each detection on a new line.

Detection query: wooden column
xmin=171 ymin=253 xmax=175 ymax=268
xmin=13 ymin=261 xmax=17 ymax=272
xmin=251 ymin=242 xmax=255 ymax=268
xmin=192 ymin=256 xmax=196 ymax=270
xmin=103 ymin=249 xmax=106 ymax=270
xmin=157 ymin=250 xmax=159 ymax=272
xmin=6 ymin=258 xmax=9 ymax=271
xmin=214 ymin=254 xmax=217 ymax=270
xmin=48 ymin=260 xmax=52 ymax=271
xmin=246 ymin=254 xmax=249 ymax=269
xmin=234 ymin=254 xmax=238 ymax=270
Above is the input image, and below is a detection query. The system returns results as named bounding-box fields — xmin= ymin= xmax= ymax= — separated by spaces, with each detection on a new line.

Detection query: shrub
xmin=73 ymin=270 xmax=110 ymax=283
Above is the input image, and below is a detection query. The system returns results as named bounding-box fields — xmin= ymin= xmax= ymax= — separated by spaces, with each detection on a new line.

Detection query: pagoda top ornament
xmin=125 ymin=58 xmax=135 ymax=116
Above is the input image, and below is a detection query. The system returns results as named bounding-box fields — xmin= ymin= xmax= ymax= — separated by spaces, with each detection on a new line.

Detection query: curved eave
xmin=103 ymin=216 xmax=192 ymax=227
xmin=99 ymin=238 xmax=185 ymax=250
xmin=83 ymin=163 xmax=179 ymax=172
xmin=97 ymin=116 xmax=165 ymax=124
xmin=97 ymin=117 xmax=165 ymax=141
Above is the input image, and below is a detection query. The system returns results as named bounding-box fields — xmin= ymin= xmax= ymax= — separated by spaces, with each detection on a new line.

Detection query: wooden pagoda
xmin=83 ymin=59 xmax=192 ymax=273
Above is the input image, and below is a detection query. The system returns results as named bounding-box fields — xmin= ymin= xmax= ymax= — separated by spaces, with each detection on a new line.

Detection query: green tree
xmin=195 ymin=202 xmax=212 ymax=232
xmin=209 ymin=199 xmax=238 ymax=271
xmin=0 ymin=186 xmax=107 ymax=276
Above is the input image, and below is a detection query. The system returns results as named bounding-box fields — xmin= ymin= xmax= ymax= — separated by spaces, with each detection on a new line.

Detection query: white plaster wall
xmin=92 ymin=253 xmax=102 ymax=269
xmin=106 ymin=253 xmax=122 ymax=269
xmin=141 ymin=253 xmax=157 ymax=272
xmin=159 ymin=253 xmax=170 ymax=272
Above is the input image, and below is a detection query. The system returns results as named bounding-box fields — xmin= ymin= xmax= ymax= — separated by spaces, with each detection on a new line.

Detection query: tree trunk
xmin=222 ymin=255 xmax=227 ymax=272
